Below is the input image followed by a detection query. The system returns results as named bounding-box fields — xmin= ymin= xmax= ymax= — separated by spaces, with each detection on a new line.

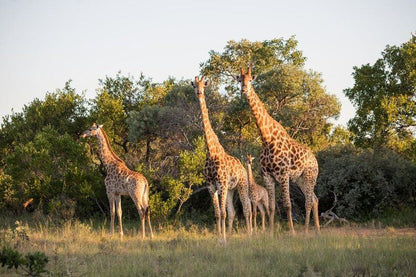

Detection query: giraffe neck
xmin=245 ymin=83 xmax=289 ymax=144
xmin=247 ymin=162 xmax=256 ymax=190
xmin=198 ymin=95 xmax=225 ymax=157
xmin=96 ymin=128 xmax=125 ymax=169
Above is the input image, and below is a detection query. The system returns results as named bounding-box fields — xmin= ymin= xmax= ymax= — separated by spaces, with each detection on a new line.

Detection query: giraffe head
xmin=235 ymin=67 xmax=257 ymax=94
xmin=190 ymin=76 xmax=210 ymax=98
xmin=80 ymin=122 xmax=103 ymax=138
xmin=246 ymin=154 xmax=255 ymax=165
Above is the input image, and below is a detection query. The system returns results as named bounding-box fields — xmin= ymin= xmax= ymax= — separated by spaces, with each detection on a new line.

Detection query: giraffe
xmin=191 ymin=76 xmax=252 ymax=243
xmin=246 ymin=154 xmax=269 ymax=232
xmin=236 ymin=67 xmax=320 ymax=234
xmin=80 ymin=123 xmax=153 ymax=239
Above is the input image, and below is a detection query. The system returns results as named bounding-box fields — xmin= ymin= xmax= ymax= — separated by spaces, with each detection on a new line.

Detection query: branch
xmin=192 ymin=186 xmax=208 ymax=195
xmin=320 ymin=191 xmax=348 ymax=226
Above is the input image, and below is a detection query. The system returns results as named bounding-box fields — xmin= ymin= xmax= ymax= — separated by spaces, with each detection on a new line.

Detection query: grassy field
xmin=1 ymin=216 xmax=415 ymax=276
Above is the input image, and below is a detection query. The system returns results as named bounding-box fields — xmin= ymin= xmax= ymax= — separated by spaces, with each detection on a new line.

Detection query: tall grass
xmin=1 ymin=215 xmax=415 ymax=276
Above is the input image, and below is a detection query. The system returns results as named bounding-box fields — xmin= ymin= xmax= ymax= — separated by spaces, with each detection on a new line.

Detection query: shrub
xmin=316 ymin=146 xmax=416 ymax=221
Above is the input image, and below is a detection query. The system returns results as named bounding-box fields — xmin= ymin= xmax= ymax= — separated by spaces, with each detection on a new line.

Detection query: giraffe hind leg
xmin=257 ymin=203 xmax=266 ymax=231
xmin=115 ymin=195 xmax=123 ymax=238
xmin=263 ymin=173 xmax=275 ymax=234
xmin=226 ymin=190 xmax=236 ymax=235
xmin=312 ymin=193 xmax=320 ymax=232
xmin=145 ymin=206 xmax=154 ymax=239
xmin=108 ymin=195 xmax=115 ymax=237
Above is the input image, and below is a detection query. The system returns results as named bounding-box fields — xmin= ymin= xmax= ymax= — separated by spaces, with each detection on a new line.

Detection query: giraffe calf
xmin=246 ymin=154 xmax=270 ymax=232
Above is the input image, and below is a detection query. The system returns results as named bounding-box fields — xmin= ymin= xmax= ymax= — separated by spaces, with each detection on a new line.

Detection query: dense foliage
xmin=0 ymin=36 xmax=415 ymax=225
xmin=345 ymin=34 xmax=416 ymax=161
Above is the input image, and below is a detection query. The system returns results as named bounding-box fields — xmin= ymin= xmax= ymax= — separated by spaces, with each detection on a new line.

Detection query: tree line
xmin=0 ymin=35 xmax=415 ymax=225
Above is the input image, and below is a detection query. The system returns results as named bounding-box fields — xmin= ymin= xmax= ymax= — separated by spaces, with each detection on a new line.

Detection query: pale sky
xmin=1 ymin=0 xmax=415 ymax=126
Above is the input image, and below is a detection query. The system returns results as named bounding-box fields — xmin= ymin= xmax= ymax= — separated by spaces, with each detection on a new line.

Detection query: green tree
xmin=0 ymin=81 xmax=88 ymax=150
xmin=0 ymin=83 xmax=101 ymax=217
xmin=201 ymin=37 xmax=306 ymax=93
xmin=344 ymin=34 xmax=416 ymax=158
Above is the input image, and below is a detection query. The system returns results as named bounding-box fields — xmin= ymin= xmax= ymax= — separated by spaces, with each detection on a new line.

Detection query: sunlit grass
xmin=1 ymin=215 xmax=415 ymax=276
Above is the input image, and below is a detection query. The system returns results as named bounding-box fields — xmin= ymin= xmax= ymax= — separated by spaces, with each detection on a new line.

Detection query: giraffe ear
xmin=204 ymin=80 xmax=210 ymax=87
xmin=252 ymin=75 xmax=257 ymax=81
xmin=190 ymin=81 xmax=195 ymax=88
xmin=234 ymin=75 xmax=241 ymax=81
xmin=98 ymin=124 xmax=103 ymax=129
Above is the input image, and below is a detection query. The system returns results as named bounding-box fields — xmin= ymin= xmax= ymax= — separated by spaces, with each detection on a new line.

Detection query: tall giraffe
xmin=191 ymin=76 xmax=252 ymax=243
xmin=81 ymin=123 xmax=153 ymax=239
xmin=236 ymin=67 xmax=320 ymax=234
xmin=246 ymin=154 xmax=269 ymax=232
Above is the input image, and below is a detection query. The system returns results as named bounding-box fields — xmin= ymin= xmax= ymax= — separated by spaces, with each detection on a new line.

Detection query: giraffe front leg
xmin=220 ymin=188 xmax=228 ymax=243
xmin=115 ymin=195 xmax=123 ymax=238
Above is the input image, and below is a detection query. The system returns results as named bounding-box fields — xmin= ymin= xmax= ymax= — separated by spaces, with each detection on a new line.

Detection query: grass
xmin=1 ymin=215 xmax=415 ymax=276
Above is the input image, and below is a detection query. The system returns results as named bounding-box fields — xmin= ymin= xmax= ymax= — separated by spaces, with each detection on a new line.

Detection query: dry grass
xmin=1 ymin=217 xmax=415 ymax=276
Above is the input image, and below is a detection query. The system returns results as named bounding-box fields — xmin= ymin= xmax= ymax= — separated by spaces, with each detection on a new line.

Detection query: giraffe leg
xmin=258 ymin=203 xmax=266 ymax=231
xmin=146 ymin=206 xmax=154 ymax=239
xmin=299 ymin=170 xmax=320 ymax=233
xmin=264 ymin=173 xmax=275 ymax=233
xmin=208 ymin=185 xmax=221 ymax=241
xmin=220 ymin=187 xmax=228 ymax=243
xmin=140 ymin=209 xmax=145 ymax=239
xmin=253 ymin=201 xmax=258 ymax=233
xmin=237 ymin=179 xmax=252 ymax=236
xmin=312 ymin=193 xmax=320 ymax=232
xmin=108 ymin=194 xmax=115 ymax=237
xmin=278 ymin=175 xmax=295 ymax=235
xmin=115 ymin=195 xmax=123 ymax=238
xmin=130 ymin=193 xmax=147 ymax=239
xmin=226 ymin=190 xmax=236 ymax=235
xmin=304 ymin=196 xmax=312 ymax=234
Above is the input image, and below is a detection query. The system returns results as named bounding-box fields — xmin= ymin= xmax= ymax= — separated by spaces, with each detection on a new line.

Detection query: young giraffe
xmin=246 ymin=154 xmax=269 ymax=232
xmin=191 ymin=76 xmax=252 ymax=243
xmin=236 ymin=67 xmax=320 ymax=234
xmin=81 ymin=123 xmax=153 ymax=239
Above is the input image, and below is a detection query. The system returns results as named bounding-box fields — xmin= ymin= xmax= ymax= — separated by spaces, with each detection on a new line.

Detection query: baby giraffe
xmin=80 ymin=123 xmax=153 ymax=239
xmin=246 ymin=154 xmax=269 ymax=232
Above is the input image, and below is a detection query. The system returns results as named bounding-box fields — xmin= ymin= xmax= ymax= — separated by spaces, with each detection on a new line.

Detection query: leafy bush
xmin=0 ymin=246 xmax=48 ymax=276
xmin=316 ymin=146 xmax=416 ymax=221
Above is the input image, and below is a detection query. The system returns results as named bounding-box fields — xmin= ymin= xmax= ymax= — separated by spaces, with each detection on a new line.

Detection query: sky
xmin=0 ymin=0 xmax=415 ymax=126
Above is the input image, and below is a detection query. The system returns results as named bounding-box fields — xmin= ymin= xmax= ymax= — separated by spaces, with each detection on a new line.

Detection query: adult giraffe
xmin=81 ymin=123 xmax=153 ymax=239
xmin=191 ymin=76 xmax=252 ymax=243
xmin=235 ymin=67 xmax=320 ymax=234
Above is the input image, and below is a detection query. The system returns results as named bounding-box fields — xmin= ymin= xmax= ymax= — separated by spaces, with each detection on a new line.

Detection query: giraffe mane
xmin=99 ymin=128 xmax=125 ymax=165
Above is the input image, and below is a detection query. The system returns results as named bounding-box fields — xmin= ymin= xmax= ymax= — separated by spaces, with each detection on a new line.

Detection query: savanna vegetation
xmin=1 ymin=35 xmax=415 ymax=275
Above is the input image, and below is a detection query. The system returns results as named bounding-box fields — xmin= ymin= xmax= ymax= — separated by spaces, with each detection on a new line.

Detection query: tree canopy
xmin=345 ymin=35 xmax=416 ymax=160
